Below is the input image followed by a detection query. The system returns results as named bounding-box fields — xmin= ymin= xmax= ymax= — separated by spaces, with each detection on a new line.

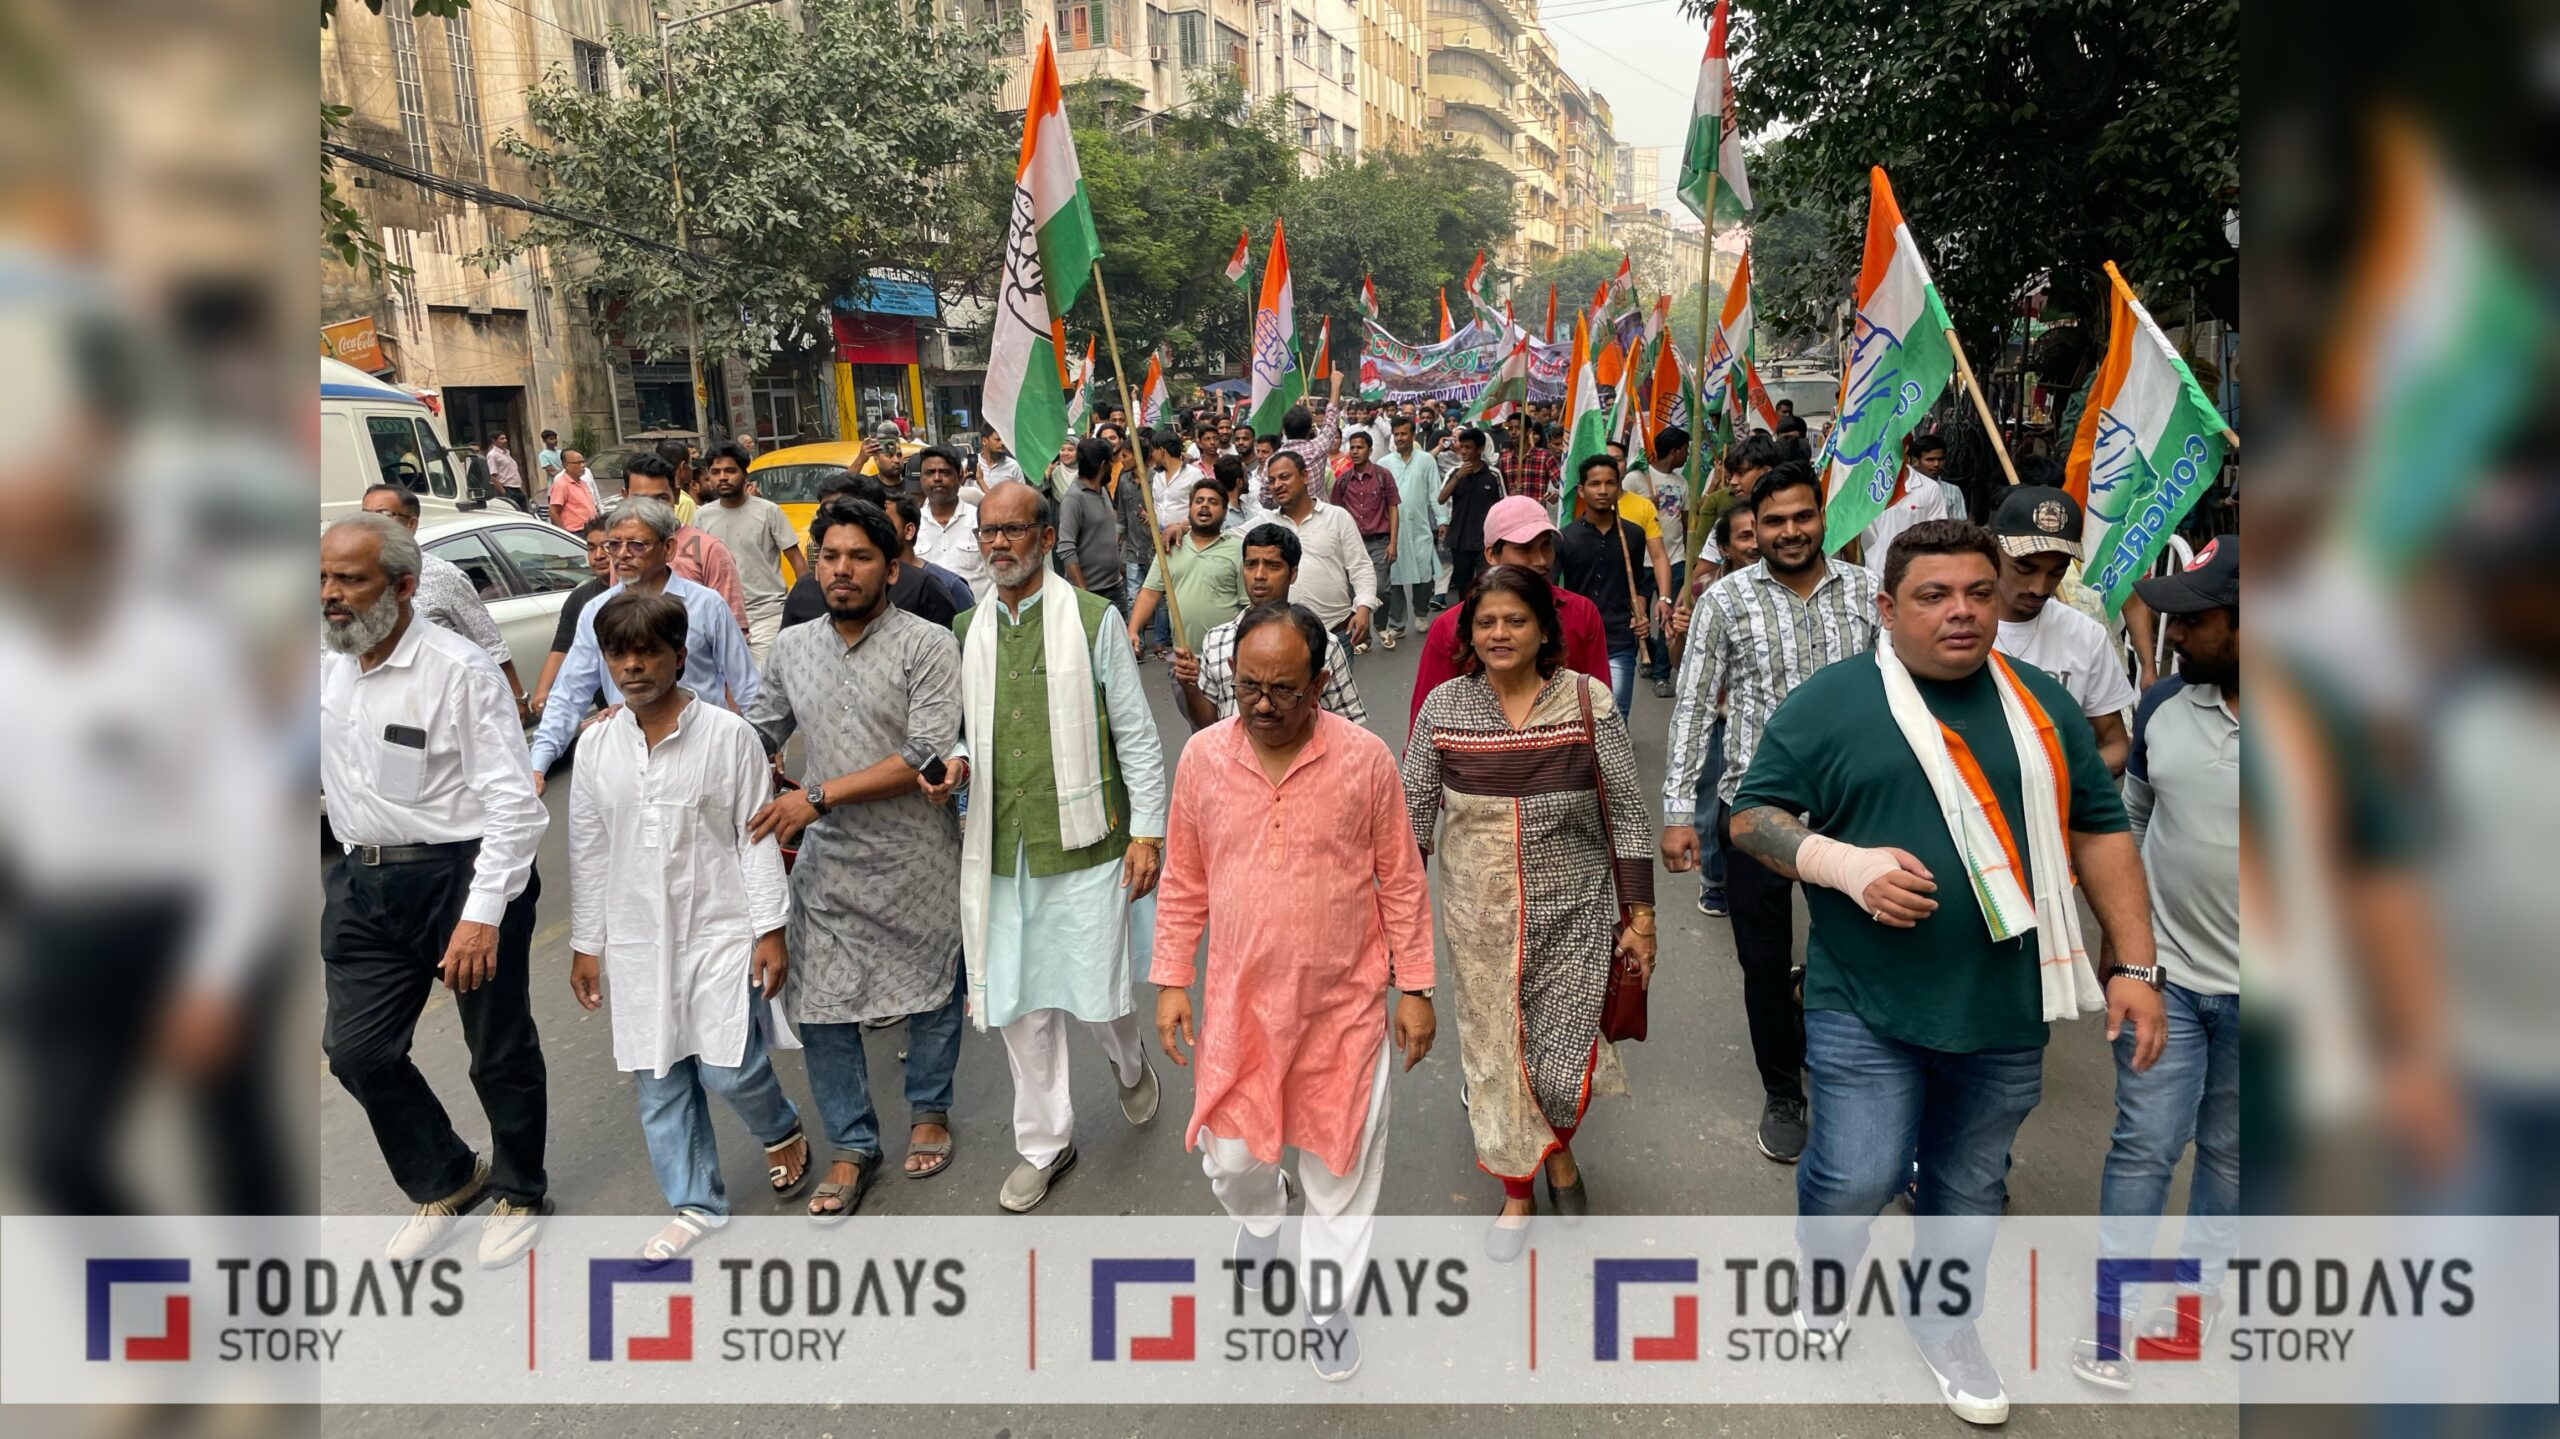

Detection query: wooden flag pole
xmin=1942 ymin=325 xmax=2023 ymax=487
xmin=1089 ymin=262 xmax=1184 ymax=643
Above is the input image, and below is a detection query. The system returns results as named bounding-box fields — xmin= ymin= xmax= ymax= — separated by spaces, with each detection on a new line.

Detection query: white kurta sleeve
xmin=731 ymin=722 xmax=790 ymax=936
xmin=567 ymin=731 xmax=608 ymax=956
xmin=1092 ymin=617 xmax=1168 ymax=838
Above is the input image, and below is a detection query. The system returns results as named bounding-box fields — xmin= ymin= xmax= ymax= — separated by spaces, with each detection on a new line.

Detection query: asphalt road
xmin=319 ymin=606 xmax=2227 ymax=1438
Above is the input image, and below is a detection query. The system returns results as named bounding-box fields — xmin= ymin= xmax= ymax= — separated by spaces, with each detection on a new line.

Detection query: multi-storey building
xmin=1613 ymin=143 xmax=1661 ymax=210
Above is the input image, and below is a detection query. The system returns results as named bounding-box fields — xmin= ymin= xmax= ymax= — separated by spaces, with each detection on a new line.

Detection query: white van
xmin=319 ymin=356 xmax=484 ymax=521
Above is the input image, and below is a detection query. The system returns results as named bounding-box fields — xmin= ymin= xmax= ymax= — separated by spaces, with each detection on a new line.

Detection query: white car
xmin=416 ymin=510 xmax=597 ymax=677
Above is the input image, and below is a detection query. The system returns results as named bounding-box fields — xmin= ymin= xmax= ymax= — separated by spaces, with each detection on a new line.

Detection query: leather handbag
xmin=1578 ymin=683 xmax=1649 ymax=1043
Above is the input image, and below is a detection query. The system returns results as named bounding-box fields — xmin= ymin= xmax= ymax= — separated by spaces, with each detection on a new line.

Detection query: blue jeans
xmin=1695 ymin=716 xmax=1728 ymax=900
xmin=799 ymin=965 xmax=967 ymax=1165
xmin=1605 ymin=645 xmax=1636 ymax=721
xmin=2097 ymin=981 xmax=2240 ymax=1320
xmin=1125 ymin=561 xmax=1170 ymax=649
xmin=633 ymin=1017 xmax=802 ymax=1218
xmin=1797 ymin=1009 xmax=2044 ymax=1341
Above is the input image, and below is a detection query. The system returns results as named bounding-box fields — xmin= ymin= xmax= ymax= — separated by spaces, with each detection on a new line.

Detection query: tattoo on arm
xmin=1730 ymin=806 xmax=1813 ymax=880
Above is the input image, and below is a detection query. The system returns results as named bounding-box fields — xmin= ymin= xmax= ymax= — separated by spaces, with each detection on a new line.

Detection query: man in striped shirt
xmin=1658 ymin=462 xmax=1879 ymax=1165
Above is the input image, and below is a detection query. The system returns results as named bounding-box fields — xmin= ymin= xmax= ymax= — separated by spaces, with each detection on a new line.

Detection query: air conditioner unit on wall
xmin=1149 ymin=45 xmax=1169 ymax=61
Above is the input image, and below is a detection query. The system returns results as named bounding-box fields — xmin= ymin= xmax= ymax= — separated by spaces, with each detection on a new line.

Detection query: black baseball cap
xmin=1992 ymin=485 xmax=2085 ymax=560
xmin=2133 ymin=534 xmax=2239 ymax=613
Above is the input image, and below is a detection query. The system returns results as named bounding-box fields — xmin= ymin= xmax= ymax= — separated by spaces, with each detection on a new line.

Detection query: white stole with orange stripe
xmin=1875 ymin=639 xmax=2106 ymax=1023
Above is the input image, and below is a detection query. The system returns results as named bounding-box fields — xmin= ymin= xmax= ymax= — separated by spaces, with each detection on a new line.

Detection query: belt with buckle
xmin=350 ymin=839 xmax=481 ymax=867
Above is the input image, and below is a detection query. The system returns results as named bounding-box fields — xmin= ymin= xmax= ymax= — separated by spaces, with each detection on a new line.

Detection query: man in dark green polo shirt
xmin=1728 ymin=517 xmax=2160 ymax=1427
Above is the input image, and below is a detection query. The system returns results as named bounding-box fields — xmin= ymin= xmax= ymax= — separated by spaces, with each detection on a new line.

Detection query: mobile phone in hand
xmin=921 ymin=757 xmax=948 ymax=785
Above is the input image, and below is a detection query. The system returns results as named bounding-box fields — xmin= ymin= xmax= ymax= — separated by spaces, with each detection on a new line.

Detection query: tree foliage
xmin=1058 ymin=74 xmax=1514 ymax=380
xmin=1705 ymin=0 xmax=2238 ymax=366
xmin=492 ymin=0 xmax=1014 ymax=358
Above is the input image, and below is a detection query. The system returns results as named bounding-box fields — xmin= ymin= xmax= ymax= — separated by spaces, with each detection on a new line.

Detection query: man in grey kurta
xmin=745 ymin=496 xmax=966 ymax=1206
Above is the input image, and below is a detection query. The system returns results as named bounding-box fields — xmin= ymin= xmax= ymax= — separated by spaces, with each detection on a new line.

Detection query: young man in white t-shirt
xmin=1858 ymin=432 xmax=1966 ymax=577
xmin=1988 ymin=485 xmax=2137 ymax=773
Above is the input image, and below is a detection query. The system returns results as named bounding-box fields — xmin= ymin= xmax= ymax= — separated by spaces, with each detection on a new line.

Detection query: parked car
xmin=320 ymin=355 xmax=485 ymax=522
xmin=416 ymin=509 xmax=596 ymax=676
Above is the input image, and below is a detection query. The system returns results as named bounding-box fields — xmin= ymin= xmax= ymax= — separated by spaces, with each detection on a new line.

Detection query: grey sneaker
xmin=1230 ymin=1170 xmax=1294 ymax=1271
xmin=1309 ymin=1309 xmax=1362 ymax=1382
xmin=1757 ymin=1095 xmax=1808 ymax=1164
xmin=385 ymin=1154 xmax=489 ymax=1262
xmin=1913 ymin=1323 xmax=2011 ymax=1426
xmin=999 ymin=1145 xmax=1078 ymax=1213
xmin=477 ymin=1196 xmax=552 ymax=1270
xmin=1119 ymin=1058 xmax=1162 ymax=1126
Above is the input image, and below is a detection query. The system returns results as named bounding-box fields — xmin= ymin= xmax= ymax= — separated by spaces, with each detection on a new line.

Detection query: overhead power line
xmin=324 ymin=140 xmax=709 ymax=273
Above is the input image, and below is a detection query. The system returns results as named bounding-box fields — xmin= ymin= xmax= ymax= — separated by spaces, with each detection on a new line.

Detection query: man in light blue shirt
xmin=527 ymin=497 xmax=757 ymax=787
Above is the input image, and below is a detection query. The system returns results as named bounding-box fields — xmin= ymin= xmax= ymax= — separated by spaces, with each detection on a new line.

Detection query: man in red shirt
xmin=1331 ymin=431 xmax=1402 ymax=652
xmin=1511 ymin=421 xmax=1562 ymax=505
xmin=1407 ymin=496 xmax=1610 ymax=728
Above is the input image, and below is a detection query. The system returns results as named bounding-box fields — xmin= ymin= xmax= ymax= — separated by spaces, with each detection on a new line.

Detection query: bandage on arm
xmin=1796 ymin=835 xmax=1903 ymax=908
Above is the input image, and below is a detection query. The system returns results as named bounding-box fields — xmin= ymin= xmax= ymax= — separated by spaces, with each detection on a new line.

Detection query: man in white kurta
xmin=935 ymin=482 xmax=1170 ymax=1213
xmin=567 ymin=591 xmax=800 ymax=1248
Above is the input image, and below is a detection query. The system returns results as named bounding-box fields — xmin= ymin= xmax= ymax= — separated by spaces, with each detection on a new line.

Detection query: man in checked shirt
xmin=1657 ymin=462 xmax=1879 ymax=1166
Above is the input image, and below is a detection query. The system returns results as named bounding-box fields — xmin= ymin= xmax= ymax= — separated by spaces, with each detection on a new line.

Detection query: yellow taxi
xmin=748 ymin=436 xmax=922 ymax=580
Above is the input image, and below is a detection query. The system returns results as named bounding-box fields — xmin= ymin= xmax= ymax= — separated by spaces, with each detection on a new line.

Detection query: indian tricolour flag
xmin=1065 ymin=334 xmax=1096 ymax=435
xmin=1361 ymin=272 xmax=1379 ymax=320
xmin=1225 ymin=231 xmax=1251 ymax=295
xmin=1699 ymin=247 xmax=1766 ymax=450
xmin=1138 ymin=348 xmax=1169 ymax=429
xmin=1677 ymin=0 xmax=1752 ymax=225
xmin=1246 ymin=219 xmax=1305 ymax=434
xmin=982 ymin=29 xmax=1100 ymax=480
xmin=1557 ymin=314 xmax=1611 ymax=523
xmin=2065 ymin=262 xmax=2232 ymax=615
xmin=1465 ymin=330 xmax=1531 ymax=426
xmin=2322 ymin=115 xmax=2538 ymax=577
xmin=1818 ymin=167 xmax=1954 ymax=551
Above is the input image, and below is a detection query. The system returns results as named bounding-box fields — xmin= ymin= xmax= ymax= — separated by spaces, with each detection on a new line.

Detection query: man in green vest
xmin=929 ymin=481 xmax=1170 ymax=1213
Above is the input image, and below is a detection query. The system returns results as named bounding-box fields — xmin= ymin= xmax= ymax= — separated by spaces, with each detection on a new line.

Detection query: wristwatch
xmin=1400 ymin=987 xmax=1435 ymax=1001
xmin=2109 ymin=963 xmax=2164 ymax=990
xmin=804 ymin=781 xmax=832 ymax=816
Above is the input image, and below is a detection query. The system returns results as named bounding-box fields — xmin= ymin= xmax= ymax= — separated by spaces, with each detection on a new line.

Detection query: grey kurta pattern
xmin=746 ymin=604 xmax=964 ymax=1023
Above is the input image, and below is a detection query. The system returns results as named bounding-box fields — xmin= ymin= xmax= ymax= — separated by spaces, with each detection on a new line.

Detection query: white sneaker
xmin=478 ymin=1197 xmax=552 ymax=1269
xmin=1913 ymin=1323 xmax=2011 ymax=1426
xmin=385 ymin=1155 xmax=489 ymax=1262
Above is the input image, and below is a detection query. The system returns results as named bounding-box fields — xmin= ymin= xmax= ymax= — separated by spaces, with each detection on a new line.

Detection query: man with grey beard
xmin=320 ymin=513 xmax=553 ymax=1268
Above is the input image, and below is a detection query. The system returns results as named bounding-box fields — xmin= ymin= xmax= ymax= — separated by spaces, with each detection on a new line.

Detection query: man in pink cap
xmin=1406 ymin=495 xmax=1611 ymax=729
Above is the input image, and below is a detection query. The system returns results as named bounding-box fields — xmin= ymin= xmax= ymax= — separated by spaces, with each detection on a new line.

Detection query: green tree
xmin=490 ymin=0 xmax=1014 ymax=359
xmin=1738 ymin=138 xmax=1855 ymax=350
xmin=1704 ymin=0 xmax=2238 ymax=366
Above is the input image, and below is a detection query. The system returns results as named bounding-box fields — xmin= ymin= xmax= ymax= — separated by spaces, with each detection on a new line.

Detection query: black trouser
xmin=1723 ymin=810 xmax=1805 ymax=1104
xmin=8 ymin=891 xmax=295 ymax=1216
xmin=322 ymin=850 xmax=547 ymax=1206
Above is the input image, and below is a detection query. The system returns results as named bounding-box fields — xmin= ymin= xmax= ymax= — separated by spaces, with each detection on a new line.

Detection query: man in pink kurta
xmin=1152 ymin=602 xmax=1435 ymax=1383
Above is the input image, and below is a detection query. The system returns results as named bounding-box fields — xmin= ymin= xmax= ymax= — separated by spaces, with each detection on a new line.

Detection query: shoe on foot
xmin=999 ymin=1145 xmax=1078 ymax=1213
xmin=386 ymin=1154 xmax=490 ymax=1261
xmin=1756 ymin=1094 xmax=1808 ymax=1164
xmin=1913 ymin=1323 xmax=2011 ymax=1426
xmin=1652 ymin=678 xmax=1673 ymax=698
xmin=1484 ymin=1207 xmax=1533 ymax=1264
xmin=1309 ymin=1310 xmax=1362 ymax=1382
xmin=1380 ymin=628 xmax=1398 ymax=650
xmin=1230 ymin=1172 xmax=1293 ymax=1269
xmin=1545 ymin=1169 xmax=1590 ymax=1224
xmin=1696 ymin=886 xmax=1728 ymax=918
xmin=1119 ymin=1058 xmax=1162 ymax=1125
xmin=478 ymin=1196 xmax=552 ymax=1269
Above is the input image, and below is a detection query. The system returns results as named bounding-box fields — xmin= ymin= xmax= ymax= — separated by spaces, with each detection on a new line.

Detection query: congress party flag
xmin=1308 ymin=316 xmax=1333 ymax=382
xmin=1225 ymin=231 xmax=1251 ymax=294
xmin=1361 ymin=272 xmax=1379 ymax=321
xmin=982 ymin=29 xmax=1099 ymax=477
xmin=1138 ymin=348 xmax=1169 ymax=429
xmin=2064 ymin=263 xmax=2232 ymax=615
xmin=1065 ymin=334 xmax=1096 ymax=435
xmin=1558 ymin=317 xmax=1611 ymax=523
xmin=1677 ymin=0 xmax=1752 ymax=225
xmin=1438 ymin=288 xmax=1454 ymax=342
xmin=1818 ymin=167 xmax=1955 ymax=551
xmin=1246 ymin=219 xmax=1306 ymax=434
xmin=1465 ymin=329 xmax=1531 ymax=427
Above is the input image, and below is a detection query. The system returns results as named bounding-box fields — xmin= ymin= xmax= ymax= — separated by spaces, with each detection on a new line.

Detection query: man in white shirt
xmin=567 ymin=589 xmax=804 ymax=1261
xmin=974 ymin=428 xmax=1025 ymax=504
xmin=1856 ymin=432 xmax=1966 ymax=577
xmin=1988 ymin=485 xmax=2137 ymax=773
xmin=914 ymin=445 xmax=992 ymax=601
xmin=360 ymin=484 xmax=531 ymax=716
xmin=319 ymin=514 xmax=551 ymax=1268
xmin=1260 ymin=451 xmax=1377 ymax=654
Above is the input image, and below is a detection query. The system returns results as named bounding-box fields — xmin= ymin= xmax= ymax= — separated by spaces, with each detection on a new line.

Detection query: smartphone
xmin=920 ymin=757 xmax=948 ymax=785
xmin=380 ymin=722 xmax=428 ymax=804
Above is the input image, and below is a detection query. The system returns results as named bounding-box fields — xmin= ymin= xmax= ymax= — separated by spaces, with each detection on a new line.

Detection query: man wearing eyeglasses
xmin=925 ymin=481 xmax=1171 ymax=1215
xmin=1168 ymin=523 xmax=1368 ymax=732
xmin=525 ymin=497 xmax=759 ymax=793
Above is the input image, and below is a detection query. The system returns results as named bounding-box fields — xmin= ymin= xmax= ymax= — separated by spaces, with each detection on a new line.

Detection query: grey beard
xmin=323 ymin=588 xmax=403 ymax=654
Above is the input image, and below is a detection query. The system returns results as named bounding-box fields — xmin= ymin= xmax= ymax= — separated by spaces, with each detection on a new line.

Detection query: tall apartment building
xmin=1613 ymin=143 xmax=1661 ymax=210
xmin=1421 ymin=0 xmax=1611 ymax=282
